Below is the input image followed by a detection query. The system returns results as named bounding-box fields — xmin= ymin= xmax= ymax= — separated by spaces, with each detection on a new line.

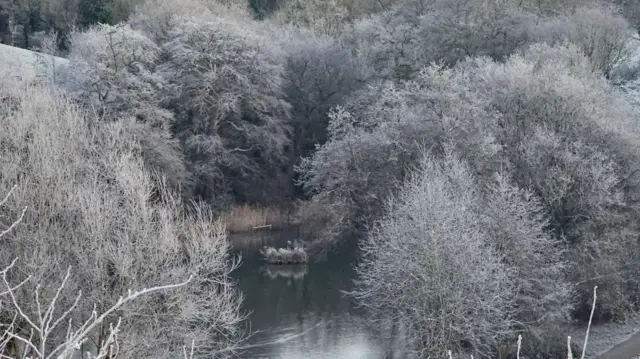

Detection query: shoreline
xmin=569 ymin=314 xmax=640 ymax=359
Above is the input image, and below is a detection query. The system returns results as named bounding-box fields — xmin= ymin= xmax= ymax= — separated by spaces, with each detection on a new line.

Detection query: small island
xmin=260 ymin=240 xmax=309 ymax=264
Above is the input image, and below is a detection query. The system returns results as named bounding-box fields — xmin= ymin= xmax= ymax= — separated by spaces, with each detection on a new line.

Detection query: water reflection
xmin=230 ymin=229 xmax=408 ymax=359
xmin=261 ymin=264 xmax=308 ymax=280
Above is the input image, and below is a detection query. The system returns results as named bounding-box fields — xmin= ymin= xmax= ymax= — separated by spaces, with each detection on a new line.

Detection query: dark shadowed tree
xmin=158 ymin=14 xmax=291 ymax=205
xmin=279 ymin=30 xmax=368 ymax=195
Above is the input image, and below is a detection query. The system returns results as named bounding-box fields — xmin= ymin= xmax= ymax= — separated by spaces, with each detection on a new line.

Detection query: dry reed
xmin=219 ymin=204 xmax=288 ymax=233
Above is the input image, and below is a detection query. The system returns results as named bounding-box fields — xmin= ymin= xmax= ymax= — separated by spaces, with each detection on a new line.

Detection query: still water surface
xmin=230 ymin=229 xmax=408 ymax=359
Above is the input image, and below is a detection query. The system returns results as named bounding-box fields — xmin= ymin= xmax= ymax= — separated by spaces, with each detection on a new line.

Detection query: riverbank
xmin=219 ymin=201 xmax=323 ymax=234
xmin=567 ymin=314 xmax=640 ymax=359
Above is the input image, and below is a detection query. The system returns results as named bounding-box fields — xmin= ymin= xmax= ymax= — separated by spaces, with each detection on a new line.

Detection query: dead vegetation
xmin=219 ymin=204 xmax=289 ymax=233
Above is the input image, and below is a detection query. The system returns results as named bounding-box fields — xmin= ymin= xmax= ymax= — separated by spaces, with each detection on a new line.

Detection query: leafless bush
xmin=0 ymin=75 xmax=244 ymax=358
xmin=0 ymin=259 xmax=192 ymax=359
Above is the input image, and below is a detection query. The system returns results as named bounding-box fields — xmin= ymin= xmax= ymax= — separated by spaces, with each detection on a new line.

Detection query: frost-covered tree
xmin=297 ymin=64 xmax=499 ymax=243
xmin=450 ymin=44 xmax=640 ymax=318
xmin=302 ymin=42 xmax=640 ymax=318
xmin=61 ymin=23 xmax=189 ymax=192
xmin=340 ymin=0 xmax=633 ymax=80
xmin=340 ymin=0 xmax=539 ymax=80
xmin=351 ymin=151 xmax=518 ymax=358
xmin=537 ymin=3 xmax=633 ymax=77
xmin=128 ymin=0 xmax=251 ymax=44
xmin=417 ymin=0 xmax=538 ymax=66
xmin=64 ymin=23 xmax=169 ymax=126
xmin=482 ymin=173 xmax=574 ymax=334
xmin=297 ymin=106 xmax=413 ymax=241
xmin=340 ymin=8 xmax=425 ymax=81
xmin=158 ymin=14 xmax=291 ymax=204
xmin=270 ymin=0 xmax=348 ymax=36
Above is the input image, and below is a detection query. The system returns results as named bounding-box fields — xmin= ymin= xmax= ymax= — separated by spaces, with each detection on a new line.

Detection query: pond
xmin=230 ymin=228 xmax=409 ymax=359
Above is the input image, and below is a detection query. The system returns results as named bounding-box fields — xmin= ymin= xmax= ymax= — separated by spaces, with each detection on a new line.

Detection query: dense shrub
xmin=0 ymin=74 xmax=243 ymax=358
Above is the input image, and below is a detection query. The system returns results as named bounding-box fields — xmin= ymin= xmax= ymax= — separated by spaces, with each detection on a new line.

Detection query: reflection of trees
xmin=234 ymin=255 xmax=357 ymax=326
xmin=262 ymin=264 xmax=308 ymax=280
xmin=362 ymin=313 xmax=413 ymax=359
xmin=247 ymin=313 xmax=410 ymax=359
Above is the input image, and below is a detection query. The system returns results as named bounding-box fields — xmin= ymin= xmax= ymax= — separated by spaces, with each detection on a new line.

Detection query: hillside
xmin=0 ymin=43 xmax=67 ymax=80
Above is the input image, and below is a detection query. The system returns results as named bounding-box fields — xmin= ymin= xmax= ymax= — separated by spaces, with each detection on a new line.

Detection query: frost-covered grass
xmin=0 ymin=43 xmax=67 ymax=82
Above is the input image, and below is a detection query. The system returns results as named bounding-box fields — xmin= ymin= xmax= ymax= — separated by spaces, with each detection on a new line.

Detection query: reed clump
xmin=260 ymin=241 xmax=308 ymax=264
